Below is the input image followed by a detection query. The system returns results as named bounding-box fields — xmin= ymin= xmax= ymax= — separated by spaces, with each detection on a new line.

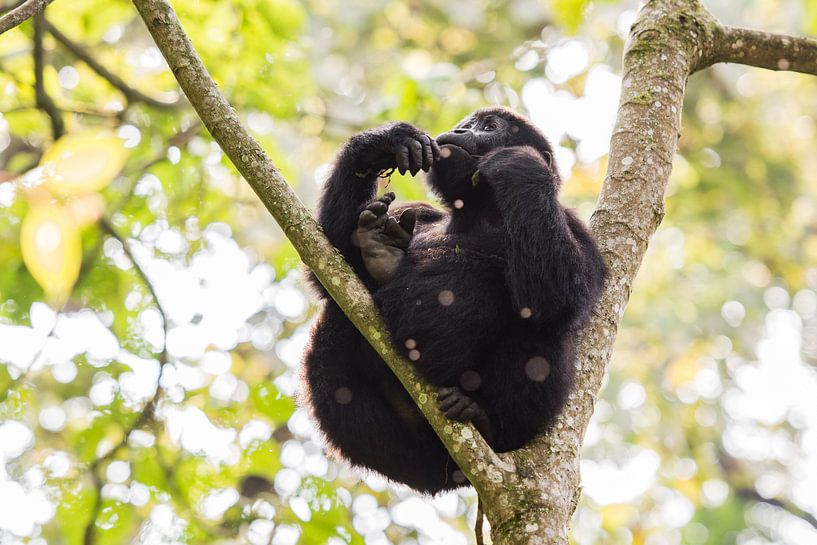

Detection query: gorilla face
xmin=436 ymin=111 xmax=516 ymax=156
xmin=427 ymin=107 xmax=556 ymax=207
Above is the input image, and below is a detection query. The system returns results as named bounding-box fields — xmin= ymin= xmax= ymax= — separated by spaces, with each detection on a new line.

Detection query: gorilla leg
xmin=302 ymin=303 xmax=463 ymax=493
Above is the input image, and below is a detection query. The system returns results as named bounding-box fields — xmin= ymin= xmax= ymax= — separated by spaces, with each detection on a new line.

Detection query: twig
xmin=82 ymin=470 xmax=103 ymax=545
xmin=0 ymin=0 xmax=52 ymax=35
xmin=717 ymin=448 xmax=817 ymax=532
xmin=735 ymin=487 xmax=817 ymax=531
xmin=43 ymin=19 xmax=181 ymax=109
xmin=710 ymin=26 xmax=817 ymax=76
xmin=82 ymin=219 xmax=171 ymax=545
xmin=32 ymin=14 xmax=63 ymax=139
xmin=99 ymin=218 xmax=170 ymax=437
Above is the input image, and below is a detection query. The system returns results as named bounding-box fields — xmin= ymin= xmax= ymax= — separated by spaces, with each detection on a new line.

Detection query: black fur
xmin=301 ymin=107 xmax=607 ymax=494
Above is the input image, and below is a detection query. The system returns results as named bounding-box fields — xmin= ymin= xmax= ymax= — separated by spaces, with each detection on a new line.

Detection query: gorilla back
xmin=301 ymin=107 xmax=607 ymax=494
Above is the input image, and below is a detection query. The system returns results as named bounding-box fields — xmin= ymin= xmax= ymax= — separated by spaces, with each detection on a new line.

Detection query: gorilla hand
xmin=351 ymin=123 xmax=440 ymax=176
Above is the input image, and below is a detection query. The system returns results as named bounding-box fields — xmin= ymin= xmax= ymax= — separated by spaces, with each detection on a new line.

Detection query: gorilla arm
xmin=478 ymin=146 xmax=607 ymax=329
xmin=312 ymin=123 xmax=438 ymax=293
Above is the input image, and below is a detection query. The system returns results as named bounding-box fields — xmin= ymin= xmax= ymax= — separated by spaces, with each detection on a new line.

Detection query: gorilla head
xmin=427 ymin=107 xmax=558 ymax=207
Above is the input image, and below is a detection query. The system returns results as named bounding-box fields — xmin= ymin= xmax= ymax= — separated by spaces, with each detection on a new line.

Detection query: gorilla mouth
xmin=435 ymin=136 xmax=477 ymax=156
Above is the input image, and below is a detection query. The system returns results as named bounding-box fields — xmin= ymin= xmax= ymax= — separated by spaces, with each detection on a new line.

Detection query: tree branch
xmin=735 ymin=487 xmax=817 ymax=531
xmin=130 ymin=0 xmax=511 ymax=506
xmin=32 ymin=14 xmax=63 ymax=139
xmin=0 ymin=0 xmax=52 ymax=35
xmin=99 ymin=218 xmax=169 ymax=425
xmin=43 ymin=18 xmax=181 ymax=109
xmin=709 ymin=26 xmax=817 ymax=76
xmin=83 ymin=219 xmax=171 ymax=545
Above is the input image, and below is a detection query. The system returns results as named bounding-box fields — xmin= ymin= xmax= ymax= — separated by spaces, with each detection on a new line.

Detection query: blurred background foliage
xmin=0 ymin=0 xmax=816 ymax=544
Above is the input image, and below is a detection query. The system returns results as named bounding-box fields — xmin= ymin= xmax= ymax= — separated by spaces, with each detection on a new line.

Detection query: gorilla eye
xmin=482 ymin=121 xmax=497 ymax=131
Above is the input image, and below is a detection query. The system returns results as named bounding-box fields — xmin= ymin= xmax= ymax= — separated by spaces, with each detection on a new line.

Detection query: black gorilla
xmin=301 ymin=107 xmax=607 ymax=494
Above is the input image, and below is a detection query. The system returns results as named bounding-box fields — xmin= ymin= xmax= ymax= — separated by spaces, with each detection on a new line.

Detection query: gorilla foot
xmin=355 ymin=193 xmax=416 ymax=284
xmin=438 ymin=386 xmax=483 ymax=421
xmin=438 ymin=386 xmax=495 ymax=444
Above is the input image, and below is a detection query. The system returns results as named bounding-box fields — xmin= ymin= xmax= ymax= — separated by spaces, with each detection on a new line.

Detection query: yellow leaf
xmin=40 ymin=131 xmax=128 ymax=196
xmin=21 ymin=204 xmax=82 ymax=303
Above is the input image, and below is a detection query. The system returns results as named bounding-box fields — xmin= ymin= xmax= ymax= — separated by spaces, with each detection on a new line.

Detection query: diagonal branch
xmin=130 ymin=0 xmax=511 ymax=507
xmin=43 ymin=19 xmax=181 ymax=109
xmin=0 ymin=0 xmax=52 ymax=35
xmin=708 ymin=26 xmax=817 ymax=76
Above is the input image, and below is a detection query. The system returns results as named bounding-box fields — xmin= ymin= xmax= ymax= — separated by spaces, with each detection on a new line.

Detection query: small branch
xmin=43 ymin=19 xmax=181 ymax=109
xmin=82 ymin=469 xmax=103 ymax=545
xmin=0 ymin=0 xmax=52 ymax=35
xmin=710 ymin=26 xmax=817 ymax=76
xmin=32 ymin=14 xmax=63 ymax=139
xmin=130 ymin=0 xmax=508 ymax=504
xmin=99 ymin=218 xmax=169 ymax=428
xmin=82 ymin=220 xmax=171 ymax=544
xmin=735 ymin=487 xmax=817 ymax=531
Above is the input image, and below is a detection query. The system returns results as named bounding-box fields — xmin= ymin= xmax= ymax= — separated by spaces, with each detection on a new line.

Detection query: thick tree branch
xmin=33 ymin=14 xmax=64 ymax=139
xmin=0 ymin=0 xmax=52 ymax=35
xmin=43 ymin=19 xmax=181 ymax=109
xmin=130 ymin=0 xmax=511 ymax=506
xmin=709 ymin=26 xmax=817 ymax=76
xmin=495 ymin=2 xmax=817 ymax=543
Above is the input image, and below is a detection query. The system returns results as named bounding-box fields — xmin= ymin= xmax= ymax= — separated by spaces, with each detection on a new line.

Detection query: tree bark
xmin=0 ymin=0 xmax=53 ymax=35
xmin=128 ymin=0 xmax=817 ymax=543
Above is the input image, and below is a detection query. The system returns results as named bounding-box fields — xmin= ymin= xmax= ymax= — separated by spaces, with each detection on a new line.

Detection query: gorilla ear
xmin=543 ymin=150 xmax=554 ymax=169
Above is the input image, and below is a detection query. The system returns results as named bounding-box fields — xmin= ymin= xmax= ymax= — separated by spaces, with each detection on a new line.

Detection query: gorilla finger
xmin=420 ymin=135 xmax=434 ymax=171
xmin=438 ymin=394 xmax=462 ymax=411
xmin=381 ymin=192 xmax=396 ymax=204
xmin=437 ymin=388 xmax=459 ymax=404
xmin=366 ymin=201 xmax=388 ymax=215
xmin=407 ymin=140 xmax=423 ymax=176
xmin=438 ymin=387 xmax=457 ymax=399
xmin=430 ymin=139 xmax=441 ymax=163
xmin=397 ymin=209 xmax=416 ymax=235
xmin=358 ymin=210 xmax=379 ymax=227
xmin=459 ymin=404 xmax=481 ymax=421
xmin=396 ymin=146 xmax=410 ymax=175
xmin=444 ymin=398 xmax=473 ymax=420
xmin=383 ymin=218 xmax=411 ymax=247
xmin=383 ymin=217 xmax=403 ymax=237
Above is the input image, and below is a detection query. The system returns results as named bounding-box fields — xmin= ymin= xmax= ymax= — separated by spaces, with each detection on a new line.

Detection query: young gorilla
xmin=302 ymin=107 xmax=607 ymax=494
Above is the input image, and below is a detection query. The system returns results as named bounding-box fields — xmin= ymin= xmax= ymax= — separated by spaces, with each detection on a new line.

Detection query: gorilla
xmin=301 ymin=107 xmax=607 ymax=494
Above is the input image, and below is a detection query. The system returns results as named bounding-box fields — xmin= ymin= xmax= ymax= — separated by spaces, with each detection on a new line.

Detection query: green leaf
xmin=251 ymin=382 xmax=296 ymax=424
xmin=551 ymin=0 xmax=589 ymax=33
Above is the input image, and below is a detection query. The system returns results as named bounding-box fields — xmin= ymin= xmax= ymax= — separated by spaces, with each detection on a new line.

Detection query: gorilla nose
xmin=451 ymin=128 xmax=470 ymax=134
